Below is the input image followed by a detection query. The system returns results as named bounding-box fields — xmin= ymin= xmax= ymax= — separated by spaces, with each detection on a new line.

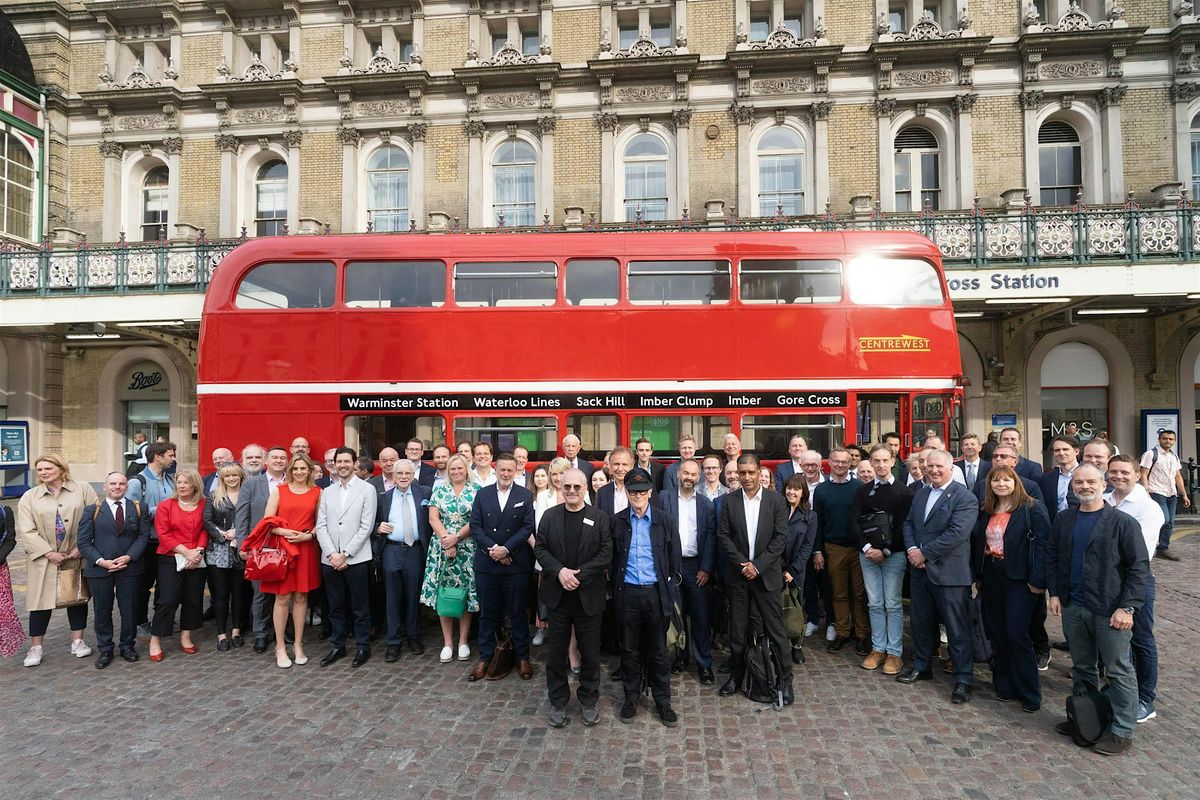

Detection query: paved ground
xmin=1 ymin=529 xmax=1198 ymax=800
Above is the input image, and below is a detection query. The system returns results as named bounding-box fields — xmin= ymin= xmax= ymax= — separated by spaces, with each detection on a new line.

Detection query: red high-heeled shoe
xmin=181 ymin=643 xmax=198 ymax=655
xmin=149 ymin=651 xmax=165 ymax=662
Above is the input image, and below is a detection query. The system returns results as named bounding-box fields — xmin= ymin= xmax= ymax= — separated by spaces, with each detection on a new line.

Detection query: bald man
xmin=203 ymin=448 xmax=235 ymax=497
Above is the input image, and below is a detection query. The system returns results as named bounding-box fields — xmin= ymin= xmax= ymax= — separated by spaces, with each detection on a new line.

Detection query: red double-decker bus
xmin=197 ymin=230 xmax=963 ymax=470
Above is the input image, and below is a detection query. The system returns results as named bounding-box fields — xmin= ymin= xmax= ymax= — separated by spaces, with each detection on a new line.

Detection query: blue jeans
xmin=1131 ymin=572 xmax=1157 ymax=706
xmin=1149 ymin=493 xmax=1177 ymax=552
xmin=859 ymin=551 xmax=906 ymax=657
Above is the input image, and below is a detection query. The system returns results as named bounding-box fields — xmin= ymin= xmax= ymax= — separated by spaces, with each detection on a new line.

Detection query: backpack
xmin=665 ymin=588 xmax=688 ymax=671
xmin=741 ymin=631 xmax=786 ymax=710
xmin=1066 ymin=691 xmax=1113 ymax=747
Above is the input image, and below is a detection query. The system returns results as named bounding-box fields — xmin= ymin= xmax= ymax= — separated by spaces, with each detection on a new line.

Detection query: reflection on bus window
xmin=454 ymin=262 xmax=557 ymax=307
xmin=345 ymin=261 xmax=445 ymax=308
xmin=234 ymin=261 xmax=336 ymax=309
xmin=740 ymin=414 xmax=846 ymax=459
xmin=356 ymin=415 xmax=446 ymax=460
xmin=453 ymin=417 xmax=558 ymax=460
xmin=628 ymin=260 xmax=731 ymax=306
xmin=567 ymin=414 xmax=619 ymax=460
xmin=845 ymin=257 xmax=943 ymax=307
xmin=630 ymin=415 xmax=732 ymax=454
xmin=912 ymin=395 xmax=947 ymax=448
xmin=565 ymin=259 xmax=619 ymax=306
xmin=739 ymin=260 xmax=841 ymax=304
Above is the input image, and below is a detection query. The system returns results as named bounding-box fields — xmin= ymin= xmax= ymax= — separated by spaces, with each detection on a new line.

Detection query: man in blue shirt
xmin=610 ymin=468 xmax=682 ymax=727
xmin=125 ymin=440 xmax=176 ymax=637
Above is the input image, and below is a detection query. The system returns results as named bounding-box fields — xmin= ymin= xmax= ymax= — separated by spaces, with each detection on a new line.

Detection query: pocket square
xmin=514 ymin=501 xmax=525 ymax=508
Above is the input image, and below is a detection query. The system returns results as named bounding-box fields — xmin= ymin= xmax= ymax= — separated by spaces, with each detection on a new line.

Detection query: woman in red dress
xmin=261 ymin=454 xmax=321 ymax=668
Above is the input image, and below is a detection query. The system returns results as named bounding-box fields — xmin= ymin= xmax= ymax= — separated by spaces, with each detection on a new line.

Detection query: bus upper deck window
xmin=234 ymin=261 xmax=336 ymax=309
xmin=628 ymin=260 xmax=731 ymax=305
xmin=565 ymin=259 xmax=619 ymax=306
xmin=345 ymin=261 xmax=446 ymax=308
xmin=845 ymin=256 xmax=943 ymax=307
xmin=454 ymin=262 xmax=557 ymax=307
xmin=739 ymin=260 xmax=841 ymax=304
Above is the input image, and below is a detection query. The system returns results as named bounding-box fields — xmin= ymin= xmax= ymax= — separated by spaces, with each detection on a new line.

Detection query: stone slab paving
xmin=1 ymin=531 xmax=1197 ymax=800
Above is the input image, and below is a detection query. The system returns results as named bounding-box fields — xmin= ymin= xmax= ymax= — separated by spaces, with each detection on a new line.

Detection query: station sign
xmin=341 ymin=391 xmax=848 ymax=412
xmin=946 ymin=262 xmax=1199 ymax=300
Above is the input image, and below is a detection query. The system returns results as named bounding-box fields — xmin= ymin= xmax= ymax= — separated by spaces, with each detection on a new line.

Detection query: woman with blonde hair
xmin=149 ymin=469 xmax=207 ymax=661
xmin=203 ymin=462 xmax=247 ymax=650
xmin=16 ymin=454 xmax=99 ymax=666
xmin=421 ymin=453 xmax=479 ymax=663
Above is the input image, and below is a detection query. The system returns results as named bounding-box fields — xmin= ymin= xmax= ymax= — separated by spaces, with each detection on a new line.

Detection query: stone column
xmin=731 ymin=104 xmax=753 ymax=215
xmin=410 ymin=122 xmax=427 ymax=229
xmin=1098 ymin=86 xmax=1127 ymax=203
xmin=464 ymin=119 xmax=486 ymax=227
xmin=284 ymin=129 xmax=303 ymax=233
xmin=163 ymin=136 xmax=183 ymax=232
xmin=672 ymin=109 xmax=691 ymax=218
xmin=538 ymin=116 xmax=556 ymax=224
xmin=99 ymin=140 xmax=124 ymax=241
xmin=596 ymin=112 xmax=619 ymax=222
xmin=953 ymin=93 xmax=976 ymax=208
xmin=1172 ymin=83 xmax=1199 ymax=189
xmin=873 ymin=98 xmax=896 ymax=211
xmin=216 ymin=134 xmax=240 ymax=238
xmin=1018 ymin=90 xmax=1044 ymax=204
xmin=338 ymin=126 xmax=361 ymax=232
xmin=812 ymin=101 xmax=832 ymax=213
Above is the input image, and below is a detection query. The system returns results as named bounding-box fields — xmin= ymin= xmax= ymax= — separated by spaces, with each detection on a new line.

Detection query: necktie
xmin=115 ymin=502 xmax=124 ymax=531
xmin=966 ymin=463 xmax=976 ymax=489
xmin=398 ymin=492 xmax=415 ymax=546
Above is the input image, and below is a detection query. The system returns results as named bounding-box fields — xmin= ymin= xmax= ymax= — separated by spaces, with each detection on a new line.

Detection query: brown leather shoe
xmin=861 ymin=651 xmax=887 ymax=670
xmin=518 ymin=659 xmax=533 ymax=680
xmin=882 ymin=654 xmax=903 ymax=675
xmin=943 ymin=658 xmax=954 ymax=674
xmin=467 ymin=661 xmax=488 ymax=682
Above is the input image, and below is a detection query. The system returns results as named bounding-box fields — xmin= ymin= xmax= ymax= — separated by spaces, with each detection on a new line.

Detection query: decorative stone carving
xmin=1171 ymin=82 xmax=1200 ymax=101
xmin=463 ymin=119 xmax=487 ymax=138
xmin=257 ymin=137 xmax=272 ymax=151
xmin=1018 ymin=90 xmax=1045 ymax=110
xmin=747 ymin=22 xmax=824 ymax=50
xmin=729 ymin=103 xmax=755 ymax=125
xmin=1040 ymin=61 xmax=1104 ymax=79
xmin=337 ymin=126 xmax=362 ymax=147
xmin=216 ymin=134 xmax=240 ymax=153
xmin=475 ymin=41 xmax=547 ymax=67
xmin=751 ymin=77 xmax=811 ymax=95
xmin=893 ymin=68 xmax=954 ymax=88
xmin=952 ymin=93 xmax=978 ymax=116
xmin=356 ymin=100 xmax=406 ymax=118
xmin=98 ymin=140 xmax=125 ymax=158
xmin=97 ymin=59 xmax=179 ymax=91
xmin=162 ymin=137 xmax=183 ymax=154
xmin=408 ymin=122 xmax=427 ymax=142
xmin=1096 ymin=85 xmax=1127 ymax=109
xmin=615 ymin=31 xmax=681 ymax=59
xmin=118 ymin=114 xmax=169 ymax=131
xmin=218 ymin=52 xmax=298 ymax=83
xmin=537 ymin=116 xmax=557 ymax=135
xmin=671 ymin=109 xmax=692 ymax=131
xmin=1032 ymin=1 xmax=1126 ymax=33
xmin=594 ymin=112 xmax=620 ymax=132
xmin=616 ymin=85 xmax=672 ymax=102
xmin=872 ymin=97 xmax=897 ymax=117
xmin=235 ymin=107 xmax=287 ymax=124
xmin=484 ymin=92 xmax=538 ymax=109
xmin=811 ymin=101 xmax=832 ymax=120
xmin=885 ymin=10 xmax=969 ymax=42
xmin=338 ymin=45 xmax=420 ymax=75
xmin=283 ymin=130 xmax=303 ymax=148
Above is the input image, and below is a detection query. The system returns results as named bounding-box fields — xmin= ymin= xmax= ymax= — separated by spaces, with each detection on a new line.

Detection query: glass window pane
xmin=759 ymin=127 xmax=802 ymax=151
xmin=739 ymin=259 xmax=841 ymax=304
xmin=628 ymin=260 xmax=730 ymax=305
xmin=454 ymin=261 xmax=556 ymax=306
xmin=619 ymin=25 xmax=639 ymax=49
xmin=567 ymin=414 xmax=619 ymax=460
xmin=650 ymin=23 xmax=671 ymax=47
xmin=565 ymin=258 xmax=619 ymax=306
xmin=921 ymin=152 xmax=939 ymax=190
xmin=1039 ymin=148 xmax=1057 ymax=187
xmin=453 ymin=417 xmax=558 ymax=461
xmin=741 ymin=414 xmax=846 ymax=460
xmin=630 ymin=416 xmax=731 ymax=454
xmin=235 ymin=261 xmax=336 ymax=309
xmin=894 ymin=153 xmax=911 ymax=191
xmin=345 ymin=261 xmax=445 ymax=308
xmin=625 ymin=134 xmax=668 ymax=158
xmin=750 ymin=12 xmax=770 ymax=40
xmin=846 ymin=256 xmax=943 ymax=306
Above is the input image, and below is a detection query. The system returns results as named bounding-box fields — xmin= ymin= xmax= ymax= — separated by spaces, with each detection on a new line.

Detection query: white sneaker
xmin=440 ymin=646 xmax=453 ymax=663
xmin=310 ymin=612 xmax=322 ymax=627
xmin=825 ymin=625 xmax=836 ymax=642
xmin=71 ymin=639 xmax=92 ymax=658
xmin=532 ymin=628 xmax=546 ymax=646
xmin=939 ymin=625 xmax=948 ymax=645
xmin=23 ymin=645 xmax=43 ymax=667
xmin=457 ymin=643 xmax=471 ymax=661
xmin=803 ymin=622 xmax=818 ymax=638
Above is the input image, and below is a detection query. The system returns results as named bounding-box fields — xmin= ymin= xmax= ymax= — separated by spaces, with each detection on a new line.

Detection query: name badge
xmin=583 ymin=517 xmax=595 ymax=527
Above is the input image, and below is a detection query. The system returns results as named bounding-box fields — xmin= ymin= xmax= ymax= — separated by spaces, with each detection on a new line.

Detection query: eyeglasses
xmin=627 ymin=489 xmax=650 ymax=496
xmin=562 ymin=484 xmax=584 ymax=491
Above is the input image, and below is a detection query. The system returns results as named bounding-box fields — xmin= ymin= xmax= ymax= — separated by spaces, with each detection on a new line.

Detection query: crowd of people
xmin=0 ymin=425 xmax=1186 ymax=754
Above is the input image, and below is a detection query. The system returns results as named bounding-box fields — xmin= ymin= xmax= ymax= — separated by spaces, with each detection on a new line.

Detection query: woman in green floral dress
xmin=420 ymin=454 xmax=479 ymax=664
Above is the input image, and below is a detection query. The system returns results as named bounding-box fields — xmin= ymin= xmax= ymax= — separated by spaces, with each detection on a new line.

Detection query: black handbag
xmin=858 ymin=510 xmax=893 ymax=551
xmin=0 ymin=508 xmax=15 ymax=563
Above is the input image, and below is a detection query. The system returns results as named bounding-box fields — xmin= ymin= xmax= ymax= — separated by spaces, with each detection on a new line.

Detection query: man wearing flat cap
xmin=610 ymin=467 xmax=682 ymax=727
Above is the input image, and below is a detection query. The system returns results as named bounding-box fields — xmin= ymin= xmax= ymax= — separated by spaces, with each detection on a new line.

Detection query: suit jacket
xmin=535 ymin=503 xmax=613 ymax=616
xmin=783 ymin=506 xmax=817 ymax=589
xmin=661 ymin=462 xmax=681 ymax=493
xmin=375 ymin=483 xmax=433 ymax=549
xmin=202 ymin=471 xmax=220 ymax=498
xmin=315 ymin=476 xmax=378 ymax=565
xmin=413 ymin=462 xmax=437 ymax=488
xmin=1015 ymin=456 xmax=1043 ymax=482
xmin=774 ymin=460 xmax=802 ymax=492
xmin=903 ymin=481 xmax=979 ymax=587
xmin=77 ymin=498 xmax=152 ymax=579
xmin=367 ymin=475 xmax=390 ymax=494
xmin=655 ymin=490 xmax=717 ymax=575
xmin=954 ymin=458 xmax=991 ymax=493
xmin=566 ymin=457 xmax=595 ymax=483
xmin=716 ymin=488 xmax=790 ymax=593
xmin=635 ymin=461 xmax=665 ymax=491
xmin=470 ymin=483 xmax=536 ymax=574
xmin=234 ymin=473 xmax=273 ymax=548
xmin=596 ymin=482 xmax=622 ymax=519
xmin=970 ymin=501 xmax=1051 ymax=587
xmin=1038 ymin=468 xmax=1080 ymax=524
xmin=610 ymin=504 xmax=681 ymax=615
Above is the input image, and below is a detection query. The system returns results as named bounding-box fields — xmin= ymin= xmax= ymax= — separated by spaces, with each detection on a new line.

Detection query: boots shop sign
xmin=118 ymin=362 xmax=169 ymax=401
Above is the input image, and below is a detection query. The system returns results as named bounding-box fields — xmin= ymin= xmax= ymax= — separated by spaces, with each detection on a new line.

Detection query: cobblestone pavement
xmin=1 ymin=530 xmax=1197 ymax=800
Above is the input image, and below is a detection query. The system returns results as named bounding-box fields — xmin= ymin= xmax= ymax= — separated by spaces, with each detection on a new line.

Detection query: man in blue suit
xmin=897 ymin=450 xmax=980 ymax=704
xmin=468 ymin=452 xmax=536 ymax=682
xmin=1039 ymin=436 xmax=1081 ymax=524
xmin=77 ymin=472 xmax=152 ymax=668
xmin=377 ymin=459 xmax=433 ymax=661
xmin=657 ymin=458 xmax=717 ymax=684
xmin=1000 ymin=427 xmax=1045 ymax=482
xmin=773 ymin=435 xmax=807 ymax=491
xmin=953 ymin=433 xmax=990 ymax=494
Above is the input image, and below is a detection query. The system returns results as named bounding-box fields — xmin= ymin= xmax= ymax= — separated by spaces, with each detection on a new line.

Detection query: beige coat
xmin=16 ymin=480 xmax=99 ymax=612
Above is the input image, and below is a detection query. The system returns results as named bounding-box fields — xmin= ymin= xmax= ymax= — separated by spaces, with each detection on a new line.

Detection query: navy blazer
xmin=413 ymin=462 xmax=437 ymax=488
xmin=954 ymin=459 xmax=991 ymax=492
xmin=635 ymin=461 xmax=665 ymax=491
xmin=596 ymin=482 xmax=620 ymax=519
xmin=376 ymin=483 xmax=433 ymax=549
xmin=1014 ymin=456 xmax=1043 ymax=482
xmin=971 ymin=501 xmax=1051 ymax=588
xmin=470 ymin=483 xmax=535 ymax=574
xmin=783 ymin=506 xmax=817 ymax=591
xmin=902 ymin=481 xmax=980 ymax=587
xmin=655 ymin=490 xmax=717 ymax=575
xmin=716 ymin=488 xmax=790 ymax=593
xmin=774 ymin=460 xmax=801 ymax=492
xmin=610 ymin=504 xmax=681 ymax=615
xmin=661 ymin=462 xmax=681 ymax=493
xmin=1038 ymin=468 xmax=1080 ymax=524
xmin=77 ymin=498 xmax=152 ymax=579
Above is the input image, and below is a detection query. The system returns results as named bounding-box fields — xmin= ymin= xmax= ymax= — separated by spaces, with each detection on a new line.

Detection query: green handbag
xmin=781 ymin=584 xmax=807 ymax=643
xmin=434 ymin=555 xmax=468 ymax=618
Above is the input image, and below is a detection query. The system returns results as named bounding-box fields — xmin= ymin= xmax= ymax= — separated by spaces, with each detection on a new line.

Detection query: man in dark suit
xmin=999 ymin=427 xmax=1044 ymax=482
xmin=611 ymin=468 xmax=682 ymax=726
xmin=657 ymin=458 xmax=717 ymax=684
xmin=596 ymin=446 xmax=634 ymax=517
xmin=773 ymin=435 xmax=808 ymax=491
xmin=535 ymin=468 xmax=613 ymax=728
xmin=716 ymin=454 xmax=795 ymax=704
xmin=235 ymin=444 xmax=288 ymax=653
xmin=634 ymin=437 xmax=666 ymax=492
xmin=366 ymin=447 xmax=400 ymax=494
xmin=660 ymin=434 xmax=697 ymax=494
xmin=77 ymin=472 xmax=152 ymax=668
xmin=315 ymin=448 xmax=336 ymax=489
xmin=953 ymin=433 xmax=990 ymax=494
xmin=1040 ymin=436 xmax=1081 ymax=524
xmin=377 ymin=459 xmax=433 ymax=661
xmin=468 ymin=452 xmax=536 ymax=682
xmin=975 ymin=445 xmax=1046 ymax=506
xmin=561 ymin=434 xmax=595 ymax=483
xmin=897 ymin=449 xmax=980 ymax=704
xmin=404 ymin=439 xmax=437 ymax=488
xmin=202 ymin=447 xmax=235 ymax=496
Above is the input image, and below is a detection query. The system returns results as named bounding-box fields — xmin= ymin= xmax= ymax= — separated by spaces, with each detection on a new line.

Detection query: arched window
xmin=1 ymin=131 xmax=34 ymax=240
xmin=1191 ymin=113 xmax=1200 ymax=201
xmin=622 ymin=133 xmax=670 ymax=221
xmin=367 ymin=146 xmax=410 ymax=232
xmin=1040 ymin=341 xmax=1108 ymax=459
xmin=140 ymin=165 xmax=169 ymax=241
xmin=756 ymin=126 xmax=805 ymax=216
xmin=894 ymin=126 xmax=940 ymax=212
xmin=1038 ymin=121 xmax=1082 ymax=206
xmin=254 ymin=160 xmax=288 ymax=236
xmin=491 ymin=139 xmax=536 ymax=226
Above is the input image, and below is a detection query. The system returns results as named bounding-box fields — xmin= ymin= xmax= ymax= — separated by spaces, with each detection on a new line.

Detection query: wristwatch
xmin=1122 ymin=606 xmax=1135 ymax=615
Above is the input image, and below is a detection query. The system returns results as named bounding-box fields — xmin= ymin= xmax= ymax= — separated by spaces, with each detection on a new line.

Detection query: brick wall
xmin=65 ymin=144 xmax=103 ymax=237
xmin=972 ymin=0 xmax=1020 ymax=38
xmin=21 ymin=34 xmax=70 ymax=90
xmin=179 ymin=33 xmax=222 ymax=88
xmin=67 ymin=41 xmax=105 ymax=93
xmin=298 ymin=132 xmax=343 ymax=231
xmin=553 ymin=116 xmax=600 ymax=219
xmin=827 ymin=103 xmax=877 ymax=210
xmin=425 ymin=125 xmax=468 ymax=222
xmin=61 ymin=347 xmax=109 ymax=464
xmin=1121 ymin=89 xmax=1174 ymax=199
xmin=1123 ymin=2 xmax=1170 ymax=28
xmin=299 ymin=26 xmax=344 ymax=81
xmin=689 ymin=111 xmax=736 ymax=214
xmin=422 ymin=17 xmax=469 ymax=73
xmin=824 ymin=0 xmax=875 ymax=48
xmin=973 ymin=95 xmax=1025 ymax=206
xmin=177 ymin=139 xmax=221 ymax=234
xmin=552 ymin=8 xmax=600 ymax=64
xmin=687 ymin=0 xmax=735 ymax=56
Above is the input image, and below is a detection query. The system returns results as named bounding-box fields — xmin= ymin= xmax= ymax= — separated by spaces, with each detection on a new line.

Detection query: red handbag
xmin=244 ymin=546 xmax=289 ymax=582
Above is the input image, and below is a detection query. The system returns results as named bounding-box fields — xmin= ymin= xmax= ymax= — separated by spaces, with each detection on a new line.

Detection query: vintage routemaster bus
xmin=196 ymin=230 xmax=964 ymax=470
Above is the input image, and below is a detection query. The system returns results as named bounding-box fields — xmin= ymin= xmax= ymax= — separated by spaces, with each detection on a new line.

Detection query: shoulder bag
xmin=858 ymin=510 xmax=893 ymax=551
xmin=434 ymin=545 xmax=468 ymax=619
xmin=244 ymin=532 xmax=289 ymax=583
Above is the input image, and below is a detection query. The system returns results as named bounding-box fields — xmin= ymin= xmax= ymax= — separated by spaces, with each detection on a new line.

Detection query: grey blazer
xmin=902 ymin=481 xmax=980 ymax=587
xmin=234 ymin=473 xmax=272 ymax=548
xmin=315 ymin=477 xmax=378 ymax=565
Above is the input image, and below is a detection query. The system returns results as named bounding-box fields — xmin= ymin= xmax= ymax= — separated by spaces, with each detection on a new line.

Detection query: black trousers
xmin=726 ymin=577 xmax=793 ymax=682
xmin=618 ymin=584 xmax=671 ymax=705
xmin=679 ymin=556 xmax=713 ymax=668
xmin=151 ymin=556 xmax=206 ymax=637
xmin=133 ymin=539 xmax=159 ymax=625
xmin=207 ymin=565 xmax=247 ymax=636
xmin=29 ymin=604 xmax=88 ymax=637
xmin=89 ymin=572 xmax=139 ymax=653
xmin=803 ymin=559 xmax=834 ymax=627
xmin=981 ymin=558 xmax=1041 ymax=706
xmin=1029 ymin=589 xmax=1049 ymax=652
xmin=546 ymin=594 xmax=602 ymax=709
xmin=476 ymin=570 xmax=530 ymax=662
xmin=383 ymin=541 xmax=425 ymax=645
xmin=323 ymin=561 xmax=371 ymax=650
xmin=909 ymin=569 xmax=973 ymax=685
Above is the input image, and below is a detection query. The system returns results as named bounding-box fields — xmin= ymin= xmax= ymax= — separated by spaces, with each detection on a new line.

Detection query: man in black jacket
xmin=1047 ymin=464 xmax=1149 ymax=756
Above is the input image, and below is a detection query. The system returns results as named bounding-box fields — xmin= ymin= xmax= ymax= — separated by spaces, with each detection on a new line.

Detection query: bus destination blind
xmin=340 ymin=391 xmax=847 ymax=412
